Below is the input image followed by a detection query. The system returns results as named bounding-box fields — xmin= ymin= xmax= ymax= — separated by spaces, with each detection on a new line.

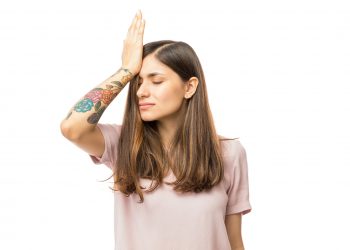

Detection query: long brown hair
xmin=109 ymin=40 xmax=231 ymax=202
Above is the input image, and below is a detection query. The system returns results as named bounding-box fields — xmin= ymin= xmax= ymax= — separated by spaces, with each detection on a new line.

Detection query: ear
xmin=184 ymin=77 xmax=199 ymax=99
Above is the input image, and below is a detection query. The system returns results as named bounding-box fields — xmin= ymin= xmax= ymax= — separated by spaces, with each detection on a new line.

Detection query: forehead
xmin=138 ymin=55 xmax=169 ymax=78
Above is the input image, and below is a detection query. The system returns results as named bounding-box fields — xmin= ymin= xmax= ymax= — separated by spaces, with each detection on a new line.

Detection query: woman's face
xmin=136 ymin=53 xmax=187 ymax=123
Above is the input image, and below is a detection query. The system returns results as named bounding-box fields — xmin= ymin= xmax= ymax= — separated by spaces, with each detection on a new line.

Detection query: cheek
xmin=157 ymin=86 xmax=184 ymax=106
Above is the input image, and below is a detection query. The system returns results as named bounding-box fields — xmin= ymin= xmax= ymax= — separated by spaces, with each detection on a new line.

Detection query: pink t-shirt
xmin=89 ymin=123 xmax=252 ymax=250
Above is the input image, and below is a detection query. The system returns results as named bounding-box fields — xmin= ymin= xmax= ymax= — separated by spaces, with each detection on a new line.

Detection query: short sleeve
xmin=89 ymin=123 xmax=121 ymax=170
xmin=225 ymin=141 xmax=252 ymax=215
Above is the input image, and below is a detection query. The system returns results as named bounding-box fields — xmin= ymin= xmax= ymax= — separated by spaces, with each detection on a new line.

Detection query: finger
xmin=138 ymin=10 xmax=142 ymax=19
xmin=132 ymin=11 xmax=142 ymax=32
xmin=132 ymin=13 xmax=138 ymax=27
xmin=129 ymin=12 xmax=138 ymax=32
xmin=137 ymin=9 xmax=142 ymax=18
xmin=136 ymin=18 xmax=141 ymax=29
xmin=139 ymin=19 xmax=145 ymax=34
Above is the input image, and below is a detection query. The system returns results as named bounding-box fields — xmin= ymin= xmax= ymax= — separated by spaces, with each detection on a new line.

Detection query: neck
xmin=157 ymin=120 xmax=176 ymax=150
xmin=157 ymin=101 xmax=187 ymax=150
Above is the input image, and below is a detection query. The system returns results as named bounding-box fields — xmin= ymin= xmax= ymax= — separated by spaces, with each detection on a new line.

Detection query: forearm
xmin=60 ymin=67 xmax=133 ymax=139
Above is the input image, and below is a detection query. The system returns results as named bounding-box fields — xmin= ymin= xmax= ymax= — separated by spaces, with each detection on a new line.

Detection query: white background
xmin=1 ymin=0 xmax=349 ymax=249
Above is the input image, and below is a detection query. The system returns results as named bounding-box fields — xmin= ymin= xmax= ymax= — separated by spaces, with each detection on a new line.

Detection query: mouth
xmin=139 ymin=104 xmax=155 ymax=110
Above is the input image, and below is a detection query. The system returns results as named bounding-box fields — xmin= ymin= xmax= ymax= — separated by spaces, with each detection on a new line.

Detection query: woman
xmin=61 ymin=9 xmax=252 ymax=250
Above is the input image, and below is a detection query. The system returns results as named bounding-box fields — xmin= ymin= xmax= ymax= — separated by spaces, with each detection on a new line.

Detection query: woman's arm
xmin=60 ymin=67 xmax=133 ymax=139
xmin=60 ymin=10 xmax=145 ymax=140
xmin=225 ymin=213 xmax=245 ymax=250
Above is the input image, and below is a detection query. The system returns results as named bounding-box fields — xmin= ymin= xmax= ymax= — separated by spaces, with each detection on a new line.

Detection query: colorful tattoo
xmin=101 ymin=87 xmax=115 ymax=104
xmin=70 ymin=67 xmax=133 ymax=123
xmin=119 ymin=67 xmax=134 ymax=84
xmin=121 ymin=73 xmax=133 ymax=84
xmin=87 ymin=106 xmax=106 ymax=124
xmin=111 ymin=80 xmax=124 ymax=90
xmin=74 ymin=98 xmax=94 ymax=112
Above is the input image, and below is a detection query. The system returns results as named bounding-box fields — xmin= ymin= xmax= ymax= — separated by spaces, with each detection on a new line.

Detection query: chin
xmin=140 ymin=114 xmax=158 ymax=122
xmin=141 ymin=118 xmax=156 ymax=122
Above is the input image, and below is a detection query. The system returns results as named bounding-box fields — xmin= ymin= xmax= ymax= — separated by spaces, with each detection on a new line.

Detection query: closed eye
xmin=137 ymin=81 xmax=163 ymax=86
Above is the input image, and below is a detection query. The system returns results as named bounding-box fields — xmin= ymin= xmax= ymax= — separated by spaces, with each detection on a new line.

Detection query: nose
xmin=136 ymin=81 xmax=150 ymax=99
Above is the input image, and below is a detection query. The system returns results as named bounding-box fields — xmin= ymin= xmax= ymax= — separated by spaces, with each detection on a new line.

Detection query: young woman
xmin=61 ymin=9 xmax=252 ymax=250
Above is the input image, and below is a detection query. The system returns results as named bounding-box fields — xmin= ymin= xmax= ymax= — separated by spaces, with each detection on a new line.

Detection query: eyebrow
xmin=138 ymin=72 xmax=164 ymax=79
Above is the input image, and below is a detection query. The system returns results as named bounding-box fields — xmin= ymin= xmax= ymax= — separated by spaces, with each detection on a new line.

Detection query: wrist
xmin=118 ymin=67 xmax=135 ymax=84
xmin=120 ymin=66 xmax=135 ymax=76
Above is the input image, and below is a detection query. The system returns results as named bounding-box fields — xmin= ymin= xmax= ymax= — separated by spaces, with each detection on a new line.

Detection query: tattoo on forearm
xmin=120 ymin=68 xmax=134 ymax=83
xmin=65 ymin=67 xmax=134 ymax=123
xmin=71 ymin=85 xmax=117 ymax=124
xmin=110 ymin=67 xmax=133 ymax=82
xmin=121 ymin=73 xmax=133 ymax=84
xmin=87 ymin=106 xmax=106 ymax=124
xmin=110 ymin=80 xmax=124 ymax=90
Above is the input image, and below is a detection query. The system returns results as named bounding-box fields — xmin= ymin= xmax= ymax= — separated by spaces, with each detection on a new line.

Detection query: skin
xmin=71 ymin=68 xmax=133 ymax=124
xmin=225 ymin=213 xmax=245 ymax=250
xmin=136 ymin=53 xmax=198 ymax=148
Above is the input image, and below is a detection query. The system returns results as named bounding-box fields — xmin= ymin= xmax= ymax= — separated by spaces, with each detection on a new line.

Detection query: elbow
xmin=60 ymin=120 xmax=81 ymax=141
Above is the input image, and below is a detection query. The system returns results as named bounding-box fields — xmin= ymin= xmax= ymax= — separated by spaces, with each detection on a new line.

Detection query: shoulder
xmin=219 ymin=136 xmax=249 ymax=191
xmin=219 ymin=135 xmax=246 ymax=161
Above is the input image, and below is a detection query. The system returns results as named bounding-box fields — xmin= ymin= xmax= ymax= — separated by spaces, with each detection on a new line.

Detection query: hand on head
xmin=121 ymin=10 xmax=146 ymax=77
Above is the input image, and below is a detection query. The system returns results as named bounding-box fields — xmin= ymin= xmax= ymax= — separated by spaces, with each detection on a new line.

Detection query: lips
xmin=139 ymin=102 xmax=155 ymax=106
xmin=139 ymin=102 xmax=155 ymax=110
